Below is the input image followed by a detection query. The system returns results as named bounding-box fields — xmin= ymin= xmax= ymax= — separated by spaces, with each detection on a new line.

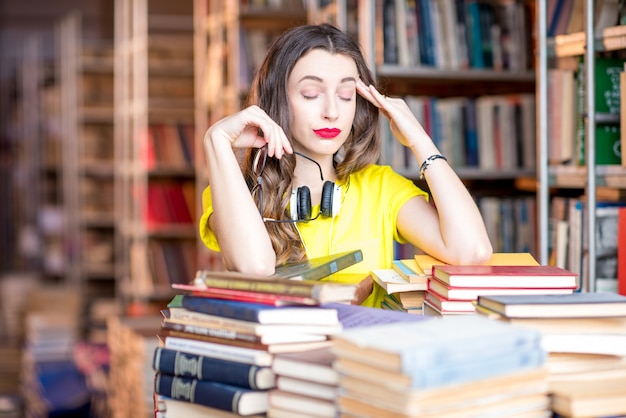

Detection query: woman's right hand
xmin=205 ymin=105 xmax=293 ymax=158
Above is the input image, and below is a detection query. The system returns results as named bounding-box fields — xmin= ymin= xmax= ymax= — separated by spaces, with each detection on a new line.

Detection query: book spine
xmin=154 ymin=372 xmax=256 ymax=414
xmin=153 ymin=347 xmax=271 ymax=390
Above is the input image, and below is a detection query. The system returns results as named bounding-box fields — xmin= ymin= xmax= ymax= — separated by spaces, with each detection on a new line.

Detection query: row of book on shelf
xmin=151 ymin=247 xmax=626 ymax=417
xmin=548 ymin=57 xmax=624 ymax=167
xmin=383 ymin=93 xmax=536 ymax=172
xmin=380 ymin=0 xmax=534 ymax=71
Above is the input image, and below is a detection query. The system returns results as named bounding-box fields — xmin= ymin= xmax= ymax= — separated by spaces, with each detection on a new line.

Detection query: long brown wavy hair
xmin=243 ymin=23 xmax=380 ymax=265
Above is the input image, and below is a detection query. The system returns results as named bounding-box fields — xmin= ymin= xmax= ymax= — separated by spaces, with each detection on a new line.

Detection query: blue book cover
xmin=173 ymin=295 xmax=339 ymax=325
xmin=152 ymin=347 xmax=275 ymax=390
xmin=404 ymin=346 xmax=546 ymax=389
xmin=332 ymin=315 xmax=542 ymax=372
xmin=154 ymin=373 xmax=268 ymax=415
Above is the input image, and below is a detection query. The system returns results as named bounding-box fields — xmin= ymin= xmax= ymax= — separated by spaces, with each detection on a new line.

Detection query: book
xmin=331 ymin=315 xmax=543 ymax=377
xmin=165 ymin=307 xmax=343 ymax=337
xmin=172 ymin=283 xmax=320 ymax=306
xmin=161 ymin=317 xmax=329 ymax=345
xmin=414 ymin=252 xmax=540 ymax=275
xmin=428 ymin=276 xmax=575 ymax=301
xmin=172 ymin=295 xmax=339 ymax=325
xmin=423 ymin=290 xmax=476 ymax=313
xmin=155 ymin=396 xmax=266 ymax=418
xmin=275 ymin=376 xmax=337 ymax=401
xmin=432 ymin=264 xmax=578 ymax=289
xmin=192 ymin=271 xmax=357 ymax=304
xmin=163 ymin=336 xmax=274 ymax=366
xmin=476 ymin=292 xmax=626 ymax=318
xmin=550 ymin=373 xmax=626 ymax=418
xmin=371 ymin=269 xmax=428 ymax=294
xmin=271 ymin=346 xmax=338 ymax=386
xmin=391 ymin=259 xmax=428 ymax=284
xmin=268 ymin=390 xmax=336 ymax=418
xmin=541 ymin=333 xmax=626 ymax=356
xmin=152 ymin=347 xmax=276 ymax=390
xmin=422 ymin=299 xmax=468 ymax=317
xmin=160 ymin=328 xmax=332 ymax=354
xmin=273 ymin=249 xmax=363 ymax=280
xmin=154 ymin=372 xmax=268 ymax=416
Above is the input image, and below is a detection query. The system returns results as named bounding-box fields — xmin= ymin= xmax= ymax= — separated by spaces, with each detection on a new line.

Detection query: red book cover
xmin=618 ymin=207 xmax=626 ymax=296
xmin=432 ymin=265 xmax=578 ymax=289
xmin=424 ymin=290 xmax=476 ymax=313
xmin=172 ymin=283 xmax=319 ymax=306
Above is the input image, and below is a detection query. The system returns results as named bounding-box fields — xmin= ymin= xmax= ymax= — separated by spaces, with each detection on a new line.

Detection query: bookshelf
xmin=358 ymin=0 xmax=538 ymax=256
xmin=115 ymin=0 xmax=198 ymax=309
xmin=57 ymin=12 xmax=122 ymax=339
xmin=537 ymin=0 xmax=626 ymax=293
xmin=193 ymin=0 xmax=308 ymax=271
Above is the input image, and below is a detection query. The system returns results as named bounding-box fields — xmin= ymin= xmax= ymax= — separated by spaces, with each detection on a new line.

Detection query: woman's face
xmin=286 ymin=49 xmax=358 ymax=159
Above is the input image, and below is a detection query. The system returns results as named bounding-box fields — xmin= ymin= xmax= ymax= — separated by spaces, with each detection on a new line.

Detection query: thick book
xmin=428 ymin=276 xmax=575 ymax=301
xmin=154 ymin=372 xmax=268 ymax=415
xmin=432 ymin=265 xmax=578 ymax=289
xmin=268 ymin=390 xmax=336 ymax=418
xmin=331 ymin=315 xmax=542 ymax=374
xmin=172 ymin=295 xmax=339 ymax=325
xmin=152 ymin=347 xmax=276 ymax=390
xmin=165 ymin=307 xmax=343 ymax=337
xmin=192 ymin=270 xmax=357 ymax=304
xmin=371 ymin=269 xmax=428 ymax=294
xmin=476 ymin=292 xmax=626 ymax=318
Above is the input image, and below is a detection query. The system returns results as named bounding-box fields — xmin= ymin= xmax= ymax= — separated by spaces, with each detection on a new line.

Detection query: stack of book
xmin=371 ymin=260 xmax=428 ymax=313
xmin=475 ymin=292 xmax=626 ymax=417
xmin=425 ymin=262 xmax=577 ymax=316
xmin=331 ymin=315 xmax=550 ymax=417
xmin=153 ymin=251 xmax=362 ymax=417
xmin=266 ymin=302 xmax=428 ymax=417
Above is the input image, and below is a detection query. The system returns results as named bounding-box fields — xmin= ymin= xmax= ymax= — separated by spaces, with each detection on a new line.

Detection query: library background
xmin=1 ymin=0 xmax=625 ymax=417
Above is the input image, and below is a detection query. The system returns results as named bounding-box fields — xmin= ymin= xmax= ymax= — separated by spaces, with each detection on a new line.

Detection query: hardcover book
xmin=273 ymin=249 xmax=363 ymax=280
xmin=172 ymin=295 xmax=340 ymax=325
xmin=155 ymin=396 xmax=266 ymax=418
xmin=271 ymin=346 xmax=338 ymax=386
xmin=163 ymin=336 xmax=274 ymax=366
xmin=152 ymin=347 xmax=276 ymax=390
xmin=165 ymin=307 xmax=343 ymax=337
xmin=432 ymin=265 xmax=578 ymax=289
xmin=154 ymin=372 xmax=268 ymax=415
xmin=476 ymin=292 xmax=626 ymax=318
xmin=428 ymin=277 xmax=575 ymax=301
xmin=331 ymin=315 xmax=542 ymax=376
xmin=191 ymin=271 xmax=357 ymax=304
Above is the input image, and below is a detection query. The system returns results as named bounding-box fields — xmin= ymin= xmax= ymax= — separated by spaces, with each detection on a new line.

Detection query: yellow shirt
xmin=199 ymin=164 xmax=428 ymax=307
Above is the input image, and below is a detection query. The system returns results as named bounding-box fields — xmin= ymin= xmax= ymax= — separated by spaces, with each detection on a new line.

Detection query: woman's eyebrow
xmin=298 ymin=75 xmax=357 ymax=84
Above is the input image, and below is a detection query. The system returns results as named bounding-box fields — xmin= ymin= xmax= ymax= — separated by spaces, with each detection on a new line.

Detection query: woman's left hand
xmin=356 ymin=79 xmax=428 ymax=148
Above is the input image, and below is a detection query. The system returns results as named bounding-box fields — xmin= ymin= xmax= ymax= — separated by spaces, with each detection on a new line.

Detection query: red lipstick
xmin=314 ymin=128 xmax=341 ymax=139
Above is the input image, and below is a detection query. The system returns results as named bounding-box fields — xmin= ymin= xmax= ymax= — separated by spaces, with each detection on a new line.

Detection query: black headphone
xmin=289 ymin=181 xmax=342 ymax=221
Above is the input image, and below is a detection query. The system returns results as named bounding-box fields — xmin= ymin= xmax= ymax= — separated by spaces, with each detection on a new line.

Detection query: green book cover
xmin=576 ymin=57 xmax=625 ymax=165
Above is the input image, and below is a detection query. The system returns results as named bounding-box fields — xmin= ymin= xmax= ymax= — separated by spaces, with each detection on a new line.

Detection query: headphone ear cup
xmin=321 ymin=181 xmax=342 ymax=218
xmin=290 ymin=186 xmax=312 ymax=221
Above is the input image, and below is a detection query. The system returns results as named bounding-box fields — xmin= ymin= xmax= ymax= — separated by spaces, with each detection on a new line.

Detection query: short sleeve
xmin=199 ymin=185 xmax=221 ymax=252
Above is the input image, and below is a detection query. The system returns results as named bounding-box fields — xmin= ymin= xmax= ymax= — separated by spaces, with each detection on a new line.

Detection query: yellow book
xmin=414 ymin=253 xmax=540 ymax=276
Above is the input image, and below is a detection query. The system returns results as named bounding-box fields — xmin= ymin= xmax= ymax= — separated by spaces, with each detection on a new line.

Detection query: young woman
xmin=200 ymin=23 xmax=492 ymax=307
